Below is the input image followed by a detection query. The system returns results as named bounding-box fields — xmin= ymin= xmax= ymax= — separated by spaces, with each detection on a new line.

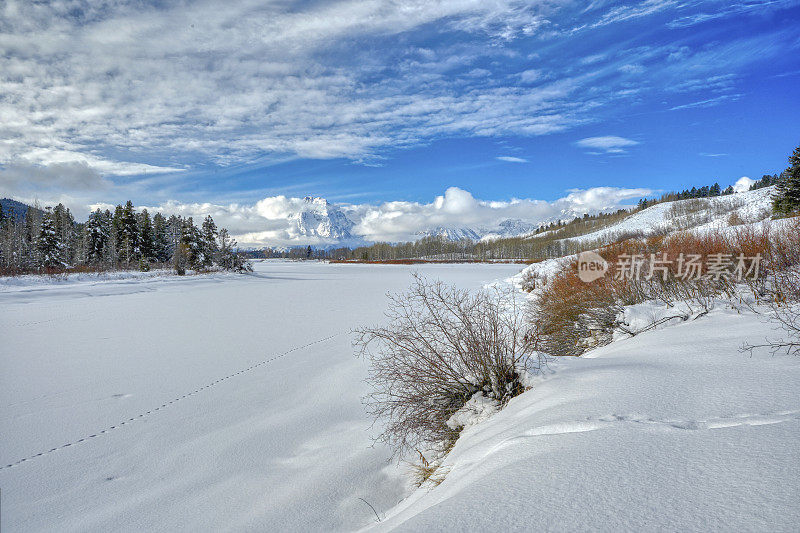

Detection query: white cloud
xmin=496 ymin=156 xmax=528 ymax=163
xmin=0 ymin=0 xmax=575 ymax=177
xmin=518 ymin=69 xmax=543 ymax=83
xmin=669 ymin=94 xmax=742 ymax=111
xmin=733 ymin=176 xmax=755 ymax=193
xmin=575 ymin=135 xmax=639 ymax=154
xmin=618 ymin=64 xmax=644 ymax=74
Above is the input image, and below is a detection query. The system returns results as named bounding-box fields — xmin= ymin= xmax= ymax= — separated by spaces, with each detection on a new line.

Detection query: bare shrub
xmin=519 ymin=266 xmax=547 ymax=293
xmin=354 ymin=274 xmax=543 ymax=457
xmin=530 ymin=227 xmax=778 ymax=355
xmin=728 ymin=212 xmax=745 ymax=226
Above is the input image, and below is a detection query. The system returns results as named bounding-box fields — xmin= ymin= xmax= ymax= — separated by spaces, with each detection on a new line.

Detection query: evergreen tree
xmin=201 ymin=215 xmax=218 ymax=267
xmin=37 ymin=208 xmax=62 ymax=269
xmin=139 ymin=209 xmax=155 ymax=261
xmin=709 ymin=182 xmax=721 ymax=196
xmin=85 ymin=209 xmax=109 ymax=265
xmin=111 ymin=204 xmax=124 ymax=265
xmin=152 ymin=213 xmax=169 ymax=262
xmin=180 ymin=217 xmax=204 ymax=269
xmin=53 ymin=203 xmax=76 ymax=264
xmin=773 ymin=145 xmax=800 ymax=215
xmin=217 ymin=228 xmax=250 ymax=271
xmin=118 ymin=200 xmax=139 ymax=266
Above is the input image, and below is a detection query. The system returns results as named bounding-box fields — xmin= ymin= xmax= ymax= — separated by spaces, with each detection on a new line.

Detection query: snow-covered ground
xmin=0 ymin=260 xmax=521 ymax=532
xmin=4 ymin=259 xmax=798 ymax=532
xmin=368 ymin=302 xmax=800 ymax=531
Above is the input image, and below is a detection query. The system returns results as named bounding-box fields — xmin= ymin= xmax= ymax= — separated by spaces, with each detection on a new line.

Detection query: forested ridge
xmin=0 ymin=200 xmax=249 ymax=275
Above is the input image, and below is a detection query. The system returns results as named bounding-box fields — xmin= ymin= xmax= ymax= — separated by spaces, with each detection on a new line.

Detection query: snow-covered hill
xmin=562 ymin=187 xmax=775 ymax=245
xmin=367 ymin=301 xmax=800 ymax=531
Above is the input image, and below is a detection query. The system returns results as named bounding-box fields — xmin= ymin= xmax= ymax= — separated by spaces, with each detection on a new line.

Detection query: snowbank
xmin=368 ymin=305 xmax=800 ymax=531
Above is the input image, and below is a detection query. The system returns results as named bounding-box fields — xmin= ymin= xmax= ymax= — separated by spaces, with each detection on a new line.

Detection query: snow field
xmin=0 ymin=260 xmax=521 ymax=532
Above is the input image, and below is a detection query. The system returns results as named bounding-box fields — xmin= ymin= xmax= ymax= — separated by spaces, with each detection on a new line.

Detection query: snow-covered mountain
xmin=416 ymin=226 xmax=483 ymax=241
xmin=290 ymin=196 xmax=355 ymax=240
xmin=478 ymin=219 xmax=540 ymax=241
xmin=416 ymin=220 xmax=543 ymax=242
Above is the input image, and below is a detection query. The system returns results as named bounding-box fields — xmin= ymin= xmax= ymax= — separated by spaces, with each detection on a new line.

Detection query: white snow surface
xmin=0 ymin=260 xmax=521 ymax=532
xmin=367 ymin=304 xmax=800 ymax=531
xmin=4 ymin=259 xmax=799 ymax=532
xmin=445 ymin=393 xmax=501 ymax=432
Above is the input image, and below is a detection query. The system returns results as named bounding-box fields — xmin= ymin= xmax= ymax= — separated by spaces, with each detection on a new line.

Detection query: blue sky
xmin=1 ymin=0 xmax=799 ymax=244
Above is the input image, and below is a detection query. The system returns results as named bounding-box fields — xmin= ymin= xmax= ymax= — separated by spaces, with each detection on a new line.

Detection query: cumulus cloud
xmin=733 ymin=176 xmax=755 ymax=193
xmin=575 ymin=136 xmax=639 ymax=154
xmin=135 ymin=186 xmax=651 ymax=247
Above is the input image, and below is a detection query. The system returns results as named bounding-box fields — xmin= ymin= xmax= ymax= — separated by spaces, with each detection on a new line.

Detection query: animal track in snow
xmin=486 ymin=410 xmax=800 ymax=456
xmin=0 ymin=332 xmax=343 ymax=472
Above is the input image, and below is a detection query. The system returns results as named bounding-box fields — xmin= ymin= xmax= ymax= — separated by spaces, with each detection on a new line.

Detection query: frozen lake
xmin=0 ymin=260 xmax=522 ymax=532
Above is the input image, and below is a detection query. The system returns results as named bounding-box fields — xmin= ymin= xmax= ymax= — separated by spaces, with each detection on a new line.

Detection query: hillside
xmin=560 ymin=187 xmax=775 ymax=245
xmin=0 ymin=198 xmax=39 ymax=221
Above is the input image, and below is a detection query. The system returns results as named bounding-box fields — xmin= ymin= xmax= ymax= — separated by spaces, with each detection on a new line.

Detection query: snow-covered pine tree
xmin=53 ymin=203 xmax=76 ymax=265
xmin=201 ymin=215 xmax=218 ymax=267
xmin=111 ymin=204 xmax=124 ymax=266
xmin=118 ymin=200 xmax=139 ymax=267
xmin=180 ymin=217 xmax=204 ymax=270
xmin=152 ymin=213 xmax=169 ymax=263
xmin=138 ymin=209 xmax=155 ymax=262
xmin=37 ymin=208 xmax=63 ymax=269
xmin=85 ymin=209 xmax=109 ymax=265
xmin=217 ymin=228 xmax=251 ymax=272
xmin=773 ymin=145 xmax=800 ymax=215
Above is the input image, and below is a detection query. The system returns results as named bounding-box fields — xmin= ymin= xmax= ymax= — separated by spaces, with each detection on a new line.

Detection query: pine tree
xmin=37 ymin=208 xmax=62 ymax=269
xmin=773 ymin=145 xmax=800 ymax=215
xmin=53 ymin=203 xmax=76 ymax=265
xmin=85 ymin=209 xmax=109 ymax=265
xmin=152 ymin=213 xmax=169 ymax=262
xmin=180 ymin=217 xmax=203 ymax=270
xmin=118 ymin=200 xmax=139 ymax=267
xmin=111 ymin=204 xmax=124 ymax=266
xmin=139 ymin=209 xmax=155 ymax=261
xmin=201 ymin=215 xmax=218 ymax=267
xmin=217 ymin=228 xmax=251 ymax=272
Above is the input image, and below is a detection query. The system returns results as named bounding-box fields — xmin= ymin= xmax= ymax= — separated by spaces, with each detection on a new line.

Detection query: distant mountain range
xmin=416 ymin=219 xmax=541 ymax=242
xmin=280 ymin=197 xmax=547 ymax=246
xmin=0 ymin=198 xmax=39 ymax=221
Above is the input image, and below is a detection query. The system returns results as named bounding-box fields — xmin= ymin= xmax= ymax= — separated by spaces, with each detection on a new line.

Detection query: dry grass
xmin=529 ymin=219 xmax=800 ymax=356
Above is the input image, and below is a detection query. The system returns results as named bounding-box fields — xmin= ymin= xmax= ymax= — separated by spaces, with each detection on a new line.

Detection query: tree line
xmin=0 ymin=200 xmax=250 ymax=275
